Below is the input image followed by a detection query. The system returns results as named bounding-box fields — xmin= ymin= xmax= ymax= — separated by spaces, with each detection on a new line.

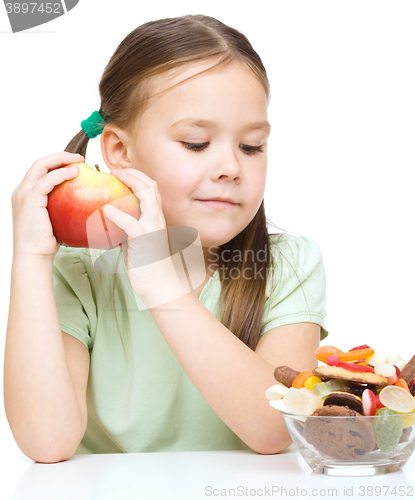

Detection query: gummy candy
xmin=326 ymin=355 xmax=340 ymax=366
xmin=372 ymin=407 xmax=403 ymax=453
xmin=339 ymin=348 xmax=374 ymax=362
xmin=395 ymin=379 xmax=410 ymax=393
xmin=314 ymin=345 xmax=344 ymax=363
xmin=313 ymin=379 xmax=351 ymax=398
xmin=304 ymin=376 xmax=322 ymax=390
xmin=379 ymin=386 xmax=415 ymax=413
xmin=292 ymin=371 xmax=314 ymax=389
xmin=337 ymin=361 xmax=374 ymax=372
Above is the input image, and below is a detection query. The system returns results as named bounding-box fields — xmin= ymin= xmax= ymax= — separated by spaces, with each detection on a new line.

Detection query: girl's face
xmin=122 ymin=59 xmax=270 ymax=250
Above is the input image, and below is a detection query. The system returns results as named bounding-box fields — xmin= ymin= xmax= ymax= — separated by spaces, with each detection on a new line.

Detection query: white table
xmin=1 ymin=446 xmax=414 ymax=500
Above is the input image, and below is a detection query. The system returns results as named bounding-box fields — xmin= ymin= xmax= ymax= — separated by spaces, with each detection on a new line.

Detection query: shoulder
xmin=268 ymin=232 xmax=324 ymax=275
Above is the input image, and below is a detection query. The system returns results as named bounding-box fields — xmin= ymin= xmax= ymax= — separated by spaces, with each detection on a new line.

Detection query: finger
xmin=103 ymin=204 xmax=143 ymax=239
xmin=112 ymin=169 xmax=164 ymax=213
xmin=35 ymin=164 xmax=80 ymax=199
xmin=24 ymin=152 xmax=84 ymax=188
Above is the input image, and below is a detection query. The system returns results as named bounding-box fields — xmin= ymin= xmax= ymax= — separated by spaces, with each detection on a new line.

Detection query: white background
xmin=1 ymin=1 xmax=414 ymax=459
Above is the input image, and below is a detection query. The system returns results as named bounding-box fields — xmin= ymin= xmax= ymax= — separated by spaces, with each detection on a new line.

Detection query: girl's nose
xmin=211 ymin=146 xmax=243 ymax=182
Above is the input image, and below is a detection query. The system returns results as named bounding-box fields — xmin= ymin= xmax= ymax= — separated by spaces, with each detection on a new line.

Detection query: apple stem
xmin=95 ymin=164 xmax=100 ymax=172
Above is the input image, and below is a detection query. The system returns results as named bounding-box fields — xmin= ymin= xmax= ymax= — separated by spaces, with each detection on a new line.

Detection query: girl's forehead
xmin=149 ymin=58 xmax=254 ymax=99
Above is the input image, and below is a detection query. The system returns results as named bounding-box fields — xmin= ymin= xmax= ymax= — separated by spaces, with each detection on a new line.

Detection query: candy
xmin=386 ymin=353 xmax=406 ymax=371
xmin=339 ymin=348 xmax=374 ymax=362
xmin=337 ymin=361 xmax=374 ymax=373
xmin=366 ymin=352 xmax=387 ymax=366
xmin=313 ymin=379 xmax=352 ymax=398
xmin=372 ymin=408 xmax=404 ymax=453
xmin=375 ymin=395 xmax=385 ymax=409
xmin=386 ymin=366 xmax=399 ymax=385
xmin=392 ymin=377 xmax=409 ymax=392
xmin=401 ymin=409 xmax=415 ymax=429
xmin=379 ymin=385 xmax=415 ymax=413
xmin=349 ymin=344 xmax=371 ymax=351
xmin=265 ymin=384 xmax=288 ymax=401
xmin=314 ymin=345 xmax=344 ymax=363
xmin=282 ymin=387 xmax=324 ymax=416
xmin=292 ymin=371 xmax=315 ymax=389
xmin=374 ymin=362 xmax=396 ymax=378
xmin=304 ymin=376 xmax=322 ymax=390
xmin=401 ymin=354 xmax=415 ymax=384
xmin=274 ymin=366 xmax=300 ymax=388
xmin=362 ymin=389 xmax=377 ymax=416
xmin=326 ymin=355 xmax=339 ymax=366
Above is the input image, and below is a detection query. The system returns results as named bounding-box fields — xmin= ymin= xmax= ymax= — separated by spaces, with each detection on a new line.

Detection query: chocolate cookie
xmin=303 ymin=405 xmax=377 ymax=460
xmin=314 ymin=365 xmax=388 ymax=387
xmin=324 ymin=392 xmax=363 ymax=414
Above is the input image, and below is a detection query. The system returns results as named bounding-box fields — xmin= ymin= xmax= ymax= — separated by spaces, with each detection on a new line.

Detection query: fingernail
xmin=118 ymin=169 xmax=127 ymax=177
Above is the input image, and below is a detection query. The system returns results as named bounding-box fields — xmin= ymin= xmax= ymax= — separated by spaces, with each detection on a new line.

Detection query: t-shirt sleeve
xmin=260 ymin=234 xmax=329 ymax=341
xmin=52 ymin=247 xmax=97 ymax=351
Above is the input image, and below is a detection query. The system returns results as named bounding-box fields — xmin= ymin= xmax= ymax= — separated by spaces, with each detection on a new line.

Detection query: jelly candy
xmin=326 ymin=355 xmax=340 ymax=366
xmin=314 ymin=345 xmax=344 ymax=363
xmin=282 ymin=387 xmax=324 ymax=415
xmin=372 ymin=407 xmax=403 ymax=453
xmin=394 ymin=379 xmax=410 ymax=393
xmin=339 ymin=348 xmax=374 ymax=362
xmin=337 ymin=361 xmax=374 ymax=372
xmin=362 ymin=389 xmax=377 ymax=416
xmin=400 ymin=413 xmax=415 ymax=429
xmin=313 ymin=379 xmax=351 ymax=398
xmin=304 ymin=376 xmax=322 ymax=390
xmin=379 ymin=385 xmax=415 ymax=413
xmin=292 ymin=371 xmax=314 ymax=389
xmin=349 ymin=344 xmax=371 ymax=351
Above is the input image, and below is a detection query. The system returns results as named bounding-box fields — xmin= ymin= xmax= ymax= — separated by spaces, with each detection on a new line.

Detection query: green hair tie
xmin=81 ymin=110 xmax=105 ymax=139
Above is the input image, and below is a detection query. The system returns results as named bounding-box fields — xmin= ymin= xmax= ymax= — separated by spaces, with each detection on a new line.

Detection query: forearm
xmin=147 ymin=291 xmax=291 ymax=455
xmin=4 ymin=255 xmax=84 ymax=462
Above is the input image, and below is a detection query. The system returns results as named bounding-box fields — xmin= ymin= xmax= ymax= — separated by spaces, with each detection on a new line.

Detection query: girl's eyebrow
xmin=169 ymin=118 xmax=271 ymax=133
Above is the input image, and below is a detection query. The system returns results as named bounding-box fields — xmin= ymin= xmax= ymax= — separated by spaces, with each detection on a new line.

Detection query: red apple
xmin=47 ymin=163 xmax=140 ymax=249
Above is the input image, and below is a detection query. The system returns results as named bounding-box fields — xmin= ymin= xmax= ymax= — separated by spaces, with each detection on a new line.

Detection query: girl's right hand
xmin=11 ymin=152 xmax=84 ymax=261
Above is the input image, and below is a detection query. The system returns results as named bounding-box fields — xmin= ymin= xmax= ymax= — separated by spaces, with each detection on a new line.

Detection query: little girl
xmin=5 ymin=15 xmax=328 ymax=462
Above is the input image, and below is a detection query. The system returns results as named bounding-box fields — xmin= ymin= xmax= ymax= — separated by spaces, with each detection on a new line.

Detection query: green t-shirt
xmin=52 ymin=233 xmax=328 ymax=454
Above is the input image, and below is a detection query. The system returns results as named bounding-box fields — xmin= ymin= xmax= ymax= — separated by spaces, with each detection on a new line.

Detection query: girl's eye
xmin=240 ymin=144 xmax=264 ymax=155
xmin=180 ymin=142 xmax=209 ymax=152
xmin=180 ymin=142 xmax=264 ymax=155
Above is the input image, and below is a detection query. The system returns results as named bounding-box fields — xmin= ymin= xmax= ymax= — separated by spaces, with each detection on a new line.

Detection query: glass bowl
xmin=279 ymin=410 xmax=415 ymax=476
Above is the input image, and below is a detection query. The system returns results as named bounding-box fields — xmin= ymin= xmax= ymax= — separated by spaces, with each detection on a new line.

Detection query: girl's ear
xmin=100 ymin=125 xmax=133 ymax=170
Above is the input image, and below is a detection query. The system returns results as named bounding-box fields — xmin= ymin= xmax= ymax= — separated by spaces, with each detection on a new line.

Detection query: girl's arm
xmin=148 ymin=294 xmax=320 ymax=455
xmin=4 ymin=153 xmax=87 ymax=463
xmin=4 ymin=255 xmax=86 ymax=463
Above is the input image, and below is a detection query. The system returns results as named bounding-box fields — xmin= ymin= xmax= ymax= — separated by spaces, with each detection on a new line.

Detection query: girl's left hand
xmin=103 ymin=168 xmax=189 ymax=308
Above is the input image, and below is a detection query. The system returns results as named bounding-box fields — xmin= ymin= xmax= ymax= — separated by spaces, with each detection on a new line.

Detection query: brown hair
xmin=64 ymin=15 xmax=295 ymax=360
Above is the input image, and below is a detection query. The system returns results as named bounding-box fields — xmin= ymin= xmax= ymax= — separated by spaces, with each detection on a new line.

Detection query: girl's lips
xmin=196 ymin=200 xmax=238 ymax=209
